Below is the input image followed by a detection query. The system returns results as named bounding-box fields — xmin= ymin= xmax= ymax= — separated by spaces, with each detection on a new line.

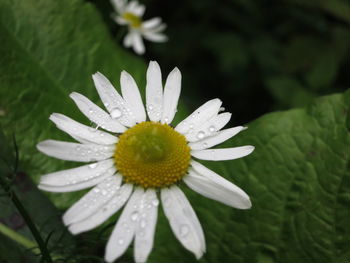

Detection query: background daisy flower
xmin=111 ymin=0 xmax=167 ymax=55
xmin=37 ymin=61 xmax=254 ymax=263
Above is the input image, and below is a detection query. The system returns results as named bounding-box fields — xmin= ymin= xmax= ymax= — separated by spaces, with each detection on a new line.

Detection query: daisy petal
xmin=195 ymin=112 xmax=231 ymax=134
xmin=133 ymin=4 xmax=145 ymax=16
xmin=142 ymin=17 xmax=162 ymax=29
xmin=143 ymin=32 xmax=168 ymax=42
xmin=120 ymin=71 xmax=146 ymax=123
xmin=191 ymin=146 xmax=254 ymax=161
xmin=134 ymin=189 xmax=158 ymax=263
xmin=123 ymin=32 xmax=133 ymax=47
xmin=111 ymin=0 xmax=127 ymax=13
xmin=175 ymin=99 xmax=222 ymax=136
xmin=63 ymin=176 xmax=122 ymax=225
xmin=161 ymin=186 xmax=205 ymax=259
xmin=189 ymin=126 xmax=247 ymax=150
xmin=50 ymin=113 xmax=118 ymax=145
xmin=161 ymin=67 xmax=181 ymax=124
xmin=68 ymin=184 xmax=133 ymax=235
xmin=39 ymin=159 xmax=115 ymax=191
xmin=131 ymin=32 xmax=145 ymax=55
xmin=105 ymin=188 xmax=144 ymax=263
xmin=184 ymin=166 xmax=251 ymax=209
xmin=37 ymin=140 xmax=114 ymax=162
xmin=93 ymin=72 xmax=136 ymax=127
xmin=146 ymin=61 xmax=163 ymax=122
xmin=69 ymin=92 xmax=126 ymax=133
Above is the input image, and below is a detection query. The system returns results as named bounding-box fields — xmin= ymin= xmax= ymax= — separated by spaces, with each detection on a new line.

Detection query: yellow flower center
xmin=122 ymin=12 xmax=142 ymax=28
xmin=114 ymin=122 xmax=191 ymax=188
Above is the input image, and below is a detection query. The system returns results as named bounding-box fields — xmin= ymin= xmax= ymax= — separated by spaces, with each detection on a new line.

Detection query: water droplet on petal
xmin=147 ymin=104 xmax=154 ymax=110
xmin=131 ymin=211 xmax=139 ymax=221
xmin=111 ymin=108 xmax=122 ymax=119
xmin=140 ymin=219 xmax=147 ymax=228
xmin=94 ymin=188 xmax=100 ymax=193
xmin=89 ymin=163 xmax=98 ymax=169
xmin=118 ymin=238 xmax=124 ymax=245
xmin=179 ymin=225 xmax=189 ymax=237
xmin=196 ymin=131 xmax=205 ymax=139
xmin=209 ymin=125 xmax=215 ymax=133
xmin=152 ymin=199 xmax=159 ymax=207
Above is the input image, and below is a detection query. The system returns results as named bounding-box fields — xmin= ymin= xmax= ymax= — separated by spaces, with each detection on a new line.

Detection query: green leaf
xmin=150 ymin=90 xmax=350 ymax=263
xmin=0 ymin=0 xmax=146 ymax=208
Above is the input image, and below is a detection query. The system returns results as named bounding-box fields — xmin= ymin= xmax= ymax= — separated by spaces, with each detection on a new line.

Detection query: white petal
xmin=161 ymin=67 xmax=181 ymax=124
xmin=176 ymin=99 xmax=222 ymax=136
xmin=49 ymin=113 xmax=118 ymax=145
xmin=131 ymin=32 xmax=145 ymax=55
xmin=147 ymin=23 xmax=166 ymax=34
xmin=125 ymin=0 xmax=140 ymax=13
xmin=132 ymin=4 xmax=145 ymax=16
xmin=68 ymin=184 xmax=133 ymax=235
xmin=189 ymin=126 xmax=247 ymax=150
xmin=37 ymin=140 xmax=114 ymax=162
xmin=146 ymin=61 xmax=163 ymax=122
xmin=120 ymin=71 xmax=146 ymax=123
xmin=63 ymin=176 xmax=122 ymax=225
xmin=105 ymin=188 xmax=144 ymax=263
xmin=111 ymin=0 xmax=127 ymax=13
xmin=143 ymin=32 xmax=168 ymax=43
xmin=184 ymin=165 xmax=251 ymax=209
xmin=38 ymin=159 xmax=115 ymax=192
xmin=114 ymin=15 xmax=128 ymax=25
xmin=142 ymin=17 xmax=162 ymax=29
xmin=92 ymin=72 xmax=136 ymax=127
xmin=191 ymin=146 xmax=255 ymax=161
xmin=134 ymin=189 xmax=158 ymax=263
xmin=69 ymin=92 xmax=126 ymax=133
xmin=193 ymin=112 xmax=232 ymax=136
xmin=123 ymin=32 xmax=133 ymax=47
xmin=161 ymin=186 xmax=205 ymax=259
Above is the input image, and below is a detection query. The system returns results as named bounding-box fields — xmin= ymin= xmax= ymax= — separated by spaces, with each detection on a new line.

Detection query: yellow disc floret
xmin=114 ymin=121 xmax=191 ymax=188
xmin=122 ymin=12 xmax=142 ymax=28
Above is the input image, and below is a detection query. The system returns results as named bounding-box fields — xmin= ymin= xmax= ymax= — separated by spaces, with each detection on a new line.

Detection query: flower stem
xmin=0 ymin=222 xmax=40 ymax=254
xmin=0 ymin=175 xmax=53 ymax=263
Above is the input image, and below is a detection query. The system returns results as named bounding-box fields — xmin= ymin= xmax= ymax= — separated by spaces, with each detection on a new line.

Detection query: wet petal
xmin=161 ymin=186 xmax=205 ymax=259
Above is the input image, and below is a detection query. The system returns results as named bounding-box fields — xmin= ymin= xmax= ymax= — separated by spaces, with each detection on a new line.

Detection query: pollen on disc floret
xmin=114 ymin=121 xmax=191 ymax=188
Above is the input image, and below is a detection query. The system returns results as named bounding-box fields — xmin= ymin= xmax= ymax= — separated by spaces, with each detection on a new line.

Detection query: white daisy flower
xmin=111 ymin=0 xmax=167 ymax=55
xmin=37 ymin=61 xmax=254 ymax=263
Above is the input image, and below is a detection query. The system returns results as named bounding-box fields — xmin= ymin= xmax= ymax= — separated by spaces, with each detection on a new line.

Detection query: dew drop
xmin=196 ymin=131 xmax=205 ymax=139
xmin=94 ymin=188 xmax=100 ymax=193
xmin=117 ymin=238 xmax=124 ymax=245
xmin=179 ymin=225 xmax=189 ymax=237
xmin=111 ymin=108 xmax=122 ymax=119
xmin=164 ymin=117 xmax=169 ymax=123
xmin=131 ymin=211 xmax=139 ymax=221
xmin=140 ymin=219 xmax=147 ymax=228
xmin=203 ymin=142 xmax=208 ymax=148
xmin=208 ymin=125 xmax=215 ymax=133
xmin=89 ymin=163 xmax=98 ymax=169
xmin=152 ymin=199 xmax=159 ymax=207
xmin=104 ymin=102 xmax=109 ymax=107
xmin=147 ymin=104 xmax=154 ymax=110
xmin=88 ymin=109 xmax=94 ymax=114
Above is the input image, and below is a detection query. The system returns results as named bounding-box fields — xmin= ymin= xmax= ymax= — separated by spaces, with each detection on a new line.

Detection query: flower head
xmin=37 ymin=61 xmax=254 ymax=263
xmin=111 ymin=0 xmax=167 ymax=54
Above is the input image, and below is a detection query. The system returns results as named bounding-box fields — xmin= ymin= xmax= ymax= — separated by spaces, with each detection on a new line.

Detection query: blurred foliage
xmin=139 ymin=0 xmax=350 ymax=123
xmin=0 ymin=0 xmax=350 ymax=263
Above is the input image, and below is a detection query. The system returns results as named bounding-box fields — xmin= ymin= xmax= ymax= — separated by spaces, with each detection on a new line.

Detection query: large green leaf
xmin=0 ymin=0 xmax=146 ymax=207
xmin=1 ymin=0 xmax=350 ymax=263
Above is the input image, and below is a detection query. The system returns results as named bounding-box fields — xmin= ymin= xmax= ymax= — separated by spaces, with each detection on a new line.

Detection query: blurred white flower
xmin=111 ymin=0 xmax=167 ymax=54
xmin=37 ymin=61 xmax=254 ymax=263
